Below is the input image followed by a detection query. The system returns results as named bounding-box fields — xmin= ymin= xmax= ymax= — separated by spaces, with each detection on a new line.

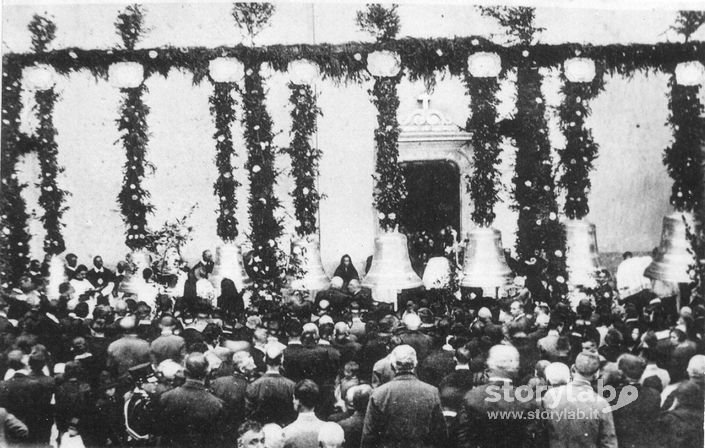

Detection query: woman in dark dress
xmin=333 ymin=254 xmax=359 ymax=287
xmin=218 ymin=278 xmax=244 ymax=321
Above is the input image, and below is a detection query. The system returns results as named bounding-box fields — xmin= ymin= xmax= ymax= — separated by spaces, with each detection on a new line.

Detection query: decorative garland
xmin=371 ymin=75 xmax=405 ymax=231
xmin=513 ymin=59 xmax=568 ymax=302
xmin=464 ymin=75 xmax=502 ymax=227
xmin=0 ymin=64 xmax=32 ymax=288
xmin=210 ymin=82 xmax=240 ymax=241
xmin=664 ymin=75 xmax=705 ymax=212
xmin=115 ymin=5 xmax=153 ymax=250
xmin=5 ymin=39 xmax=705 ymax=90
xmin=242 ymin=61 xmax=285 ymax=296
xmin=286 ymin=83 xmax=323 ymax=236
xmin=117 ymin=84 xmax=153 ymax=249
xmin=360 ymin=4 xmax=407 ymax=232
xmin=34 ymin=88 xmax=68 ymax=254
xmin=557 ymin=64 xmax=605 ymax=219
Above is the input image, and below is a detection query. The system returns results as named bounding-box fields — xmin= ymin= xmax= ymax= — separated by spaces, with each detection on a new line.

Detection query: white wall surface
xmin=3 ymin=1 xmax=701 ymax=274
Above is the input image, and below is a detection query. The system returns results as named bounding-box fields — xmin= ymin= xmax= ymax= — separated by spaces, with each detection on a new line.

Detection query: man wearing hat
xmin=541 ymin=351 xmax=617 ymax=448
xmin=361 ymin=345 xmax=447 ymax=448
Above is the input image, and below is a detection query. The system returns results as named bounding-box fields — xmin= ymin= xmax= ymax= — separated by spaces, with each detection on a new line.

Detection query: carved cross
xmin=418 ymin=93 xmax=431 ymax=111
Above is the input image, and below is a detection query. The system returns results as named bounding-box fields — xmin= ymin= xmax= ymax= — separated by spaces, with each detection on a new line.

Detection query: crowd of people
xmin=0 ymin=248 xmax=703 ymax=448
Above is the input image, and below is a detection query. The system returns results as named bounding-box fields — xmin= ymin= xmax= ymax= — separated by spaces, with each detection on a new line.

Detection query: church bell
xmin=459 ymin=227 xmax=513 ymax=293
xmin=119 ymin=249 xmax=152 ymax=295
xmin=210 ymin=243 xmax=253 ymax=295
xmin=644 ymin=212 xmax=697 ymax=284
xmin=362 ymin=232 xmax=423 ymax=304
xmin=288 ymin=236 xmax=330 ymax=292
xmin=45 ymin=254 xmax=67 ymax=300
xmin=564 ymin=219 xmax=601 ymax=287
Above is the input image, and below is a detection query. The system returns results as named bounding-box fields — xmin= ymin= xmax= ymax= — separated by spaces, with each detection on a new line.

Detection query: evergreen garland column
xmin=242 ymin=61 xmax=284 ymax=295
xmin=513 ymin=57 xmax=568 ymax=302
xmin=464 ymin=72 xmax=502 ymax=227
xmin=210 ymin=81 xmax=240 ymax=241
xmin=664 ymin=71 xmax=705 ymax=214
xmin=287 ymin=81 xmax=322 ymax=237
xmin=35 ymin=87 xmax=68 ymax=255
xmin=0 ymin=63 xmax=32 ymax=288
xmin=117 ymin=85 xmax=152 ymax=249
xmin=557 ymin=61 xmax=604 ymax=219
xmin=371 ymin=74 xmax=406 ymax=231
xmin=29 ymin=13 xmax=65 ymax=256
xmin=114 ymin=5 xmax=153 ymax=250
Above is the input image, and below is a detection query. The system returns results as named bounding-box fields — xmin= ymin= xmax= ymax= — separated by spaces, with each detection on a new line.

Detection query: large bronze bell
xmin=45 ymin=254 xmax=67 ymax=300
xmin=210 ymin=243 xmax=252 ymax=295
xmin=362 ymin=232 xmax=423 ymax=304
xmin=288 ymin=236 xmax=330 ymax=291
xmin=564 ymin=219 xmax=601 ymax=287
xmin=644 ymin=212 xmax=697 ymax=283
xmin=460 ymin=227 xmax=513 ymax=292
xmin=119 ymin=250 xmax=151 ymax=295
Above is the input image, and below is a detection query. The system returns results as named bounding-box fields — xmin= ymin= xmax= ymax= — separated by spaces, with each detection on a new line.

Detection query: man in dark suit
xmin=65 ymin=252 xmax=78 ymax=280
xmin=504 ymin=300 xmax=531 ymax=336
xmin=397 ymin=313 xmax=434 ymax=363
xmin=439 ymin=345 xmax=475 ymax=414
xmin=455 ymin=345 xmax=540 ymax=448
xmin=246 ymin=345 xmax=297 ymax=426
xmin=0 ymin=351 xmax=55 ymax=445
xmin=612 ymin=354 xmax=661 ymax=448
xmin=210 ymin=351 xmax=255 ymax=447
xmin=86 ymin=255 xmax=115 ymax=289
xmin=339 ymin=384 xmax=372 ymax=448
xmin=157 ymin=353 xmax=224 ymax=448
xmin=192 ymin=250 xmax=214 ymax=277
xmin=361 ymin=345 xmax=447 ymax=448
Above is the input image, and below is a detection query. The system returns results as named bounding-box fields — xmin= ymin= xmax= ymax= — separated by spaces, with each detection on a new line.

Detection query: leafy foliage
xmin=115 ymin=4 xmax=146 ymax=51
xmin=286 ymin=83 xmax=323 ymax=236
xmin=28 ymin=14 xmax=56 ymax=53
xmin=116 ymin=84 xmax=154 ymax=249
xmin=242 ymin=61 xmax=285 ymax=295
xmin=34 ymin=88 xmax=69 ymax=255
xmin=664 ymin=76 xmax=705 ymax=213
xmin=465 ymin=75 xmax=502 ymax=227
xmin=356 ymin=4 xmax=401 ymax=42
xmin=371 ymin=76 xmax=406 ymax=231
xmin=670 ymin=11 xmax=705 ymax=42
xmin=0 ymin=63 xmax=32 ymax=288
xmin=210 ymin=82 xmax=241 ymax=241
xmin=143 ymin=205 xmax=196 ymax=263
xmin=478 ymin=6 xmax=544 ymax=45
xmin=232 ymin=2 xmax=276 ymax=44
xmin=557 ymin=65 xmax=605 ymax=219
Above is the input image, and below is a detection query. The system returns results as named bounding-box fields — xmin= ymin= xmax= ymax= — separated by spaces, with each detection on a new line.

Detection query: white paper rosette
xmin=288 ymin=59 xmax=320 ymax=85
xmin=208 ymin=57 xmax=245 ymax=83
xmin=367 ymin=50 xmax=402 ymax=78
xmin=23 ymin=64 xmax=56 ymax=90
xmin=675 ymin=61 xmax=705 ymax=86
xmin=563 ymin=57 xmax=596 ymax=83
xmin=467 ymin=52 xmax=502 ymax=78
xmin=109 ymin=62 xmax=144 ymax=88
